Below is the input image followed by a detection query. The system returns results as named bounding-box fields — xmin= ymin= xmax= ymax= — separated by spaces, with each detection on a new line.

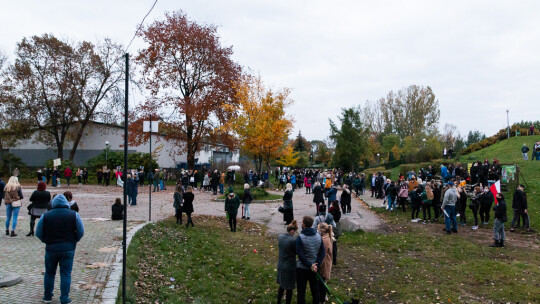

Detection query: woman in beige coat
xmin=317 ymin=222 xmax=334 ymax=303
xmin=4 ymin=176 xmax=24 ymax=237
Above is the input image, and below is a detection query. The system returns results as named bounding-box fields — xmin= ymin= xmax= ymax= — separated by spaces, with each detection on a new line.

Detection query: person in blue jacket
xmin=36 ymin=194 xmax=85 ymax=304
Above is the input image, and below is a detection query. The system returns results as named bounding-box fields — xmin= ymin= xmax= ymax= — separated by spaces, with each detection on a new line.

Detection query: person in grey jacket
xmin=312 ymin=204 xmax=336 ymax=229
xmin=441 ymin=181 xmax=458 ymax=234
xmin=296 ymin=216 xmax=325 ymax=304
xmin=276 ymin=220 xmax=298 ymax=304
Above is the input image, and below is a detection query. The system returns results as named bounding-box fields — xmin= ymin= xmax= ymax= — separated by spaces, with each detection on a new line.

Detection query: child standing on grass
xmin=421 ymin=185 xmax=433 ymax=224
xmin=409 ymin=186 xmax=421 ymax=222
xmin=225 ymin=187 xmax=240 ymax=232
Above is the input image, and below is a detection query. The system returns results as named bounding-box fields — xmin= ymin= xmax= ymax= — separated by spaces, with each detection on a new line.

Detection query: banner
xmin=501 ymin=165 xmax=517 ymax=183
xmin=53 ymin=158 xmax=62 ymax=167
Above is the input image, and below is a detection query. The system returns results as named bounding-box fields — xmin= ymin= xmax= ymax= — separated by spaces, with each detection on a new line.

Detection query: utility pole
xmin=149 ymin=115 xmax=152 ymax=222
xmin=506 ymin=110 xmax=510 ymax=139
xmin=122 ymin=53 xmax=129 ymax=304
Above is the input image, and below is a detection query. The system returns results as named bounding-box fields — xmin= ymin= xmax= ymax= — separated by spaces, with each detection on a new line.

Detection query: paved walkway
xmin=0 ymin=216 xmax=141 ymax=304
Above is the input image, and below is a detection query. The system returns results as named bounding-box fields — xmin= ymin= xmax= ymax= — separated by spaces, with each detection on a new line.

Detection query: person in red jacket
xmin=63 ymin=167 xmax=72 ymax=187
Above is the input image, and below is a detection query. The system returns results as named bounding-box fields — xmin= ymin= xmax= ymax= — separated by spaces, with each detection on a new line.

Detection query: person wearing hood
xmin=340 ymin=184 xmax=352 ymax=214
xmin=225 ymin=187 xmax=240 ymax=232
xmin=36 ymin=194 xmax=85 ymax=304
xmin=296 ymin=216 xmax=325 ymax=304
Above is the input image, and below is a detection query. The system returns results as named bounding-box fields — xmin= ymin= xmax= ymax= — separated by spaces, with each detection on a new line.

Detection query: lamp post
xmin=105 ymin=141 xmax=110 ymax=170
xmin=506 ymin=110 xmax=510 ymax=139
xmin=377 ymin=153 xmax=380 ymax=164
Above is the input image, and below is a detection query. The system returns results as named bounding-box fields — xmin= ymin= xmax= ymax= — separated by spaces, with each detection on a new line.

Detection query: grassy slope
xmin=461 ymin=135 xmax=540 ymax=231
xmin=120 ymin=215 xmax=540 ymax=304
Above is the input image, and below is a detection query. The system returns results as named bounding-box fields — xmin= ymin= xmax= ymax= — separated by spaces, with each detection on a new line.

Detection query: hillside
xmin=461 ymin=135 xmax=540 ymax=232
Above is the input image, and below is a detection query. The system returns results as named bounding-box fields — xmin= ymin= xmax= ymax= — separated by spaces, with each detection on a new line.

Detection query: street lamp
xmin=105 ymin=141 xmax=110 ymax=169
xmin=377 ymin=153 xmax=380 ymax=164
xmin=506 ymin=110 xmax=510 ymax=139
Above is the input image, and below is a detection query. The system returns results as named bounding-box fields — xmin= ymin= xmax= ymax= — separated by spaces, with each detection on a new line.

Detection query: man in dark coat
xmin=36 ymin=194 xmax=85 ymax=304
xmin=510 ymin=185 xmax=530 ymax=232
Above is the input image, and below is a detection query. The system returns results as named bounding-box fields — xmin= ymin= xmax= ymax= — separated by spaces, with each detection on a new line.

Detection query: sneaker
xmin=411 ymin=219 xmax=418 ymax=223
xmin=42 ymin=298 xmax=52 ymax=303
xmin=472 ymin=226 xmax=478 ymax=230
xmin=422 ymin=221 xmax=427 ymax=225
xmin=456 ymin=213 xmax=460 ymax=217
xmin=61 ymin=300 xmax=72 ymax=304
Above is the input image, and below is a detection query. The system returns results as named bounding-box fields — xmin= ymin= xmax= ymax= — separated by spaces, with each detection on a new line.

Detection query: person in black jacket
xmin=409 ymin=186 xmax=422 ymax=222
xmin=27 ymin=182 xmax=51 ymax=236
xmin=173 ymin=185 xmax=184 ymax=224
xmin=479 ymin=187 xmax=494 ymax=225
xmin=0 ymin=177 xmax=5 ymax=206
xmin=282 ymin=184 xmax=294 ymax=225
xmin=490 ymin=193 xmax=507 ymax=247
xmin=340 ymin=185 xmax=352 ymax=214
xmin=111 ymin=198 xmax=124 ymax=220
xmin=510 ymin=185 xmax=530 ymax=232
xmin=183 ymin=186 xmax=195 ymax=228
xmin=312 ymin=182 xmax=324 ymax=216
xmin=386 ymin=181 xmax=398 ymax=212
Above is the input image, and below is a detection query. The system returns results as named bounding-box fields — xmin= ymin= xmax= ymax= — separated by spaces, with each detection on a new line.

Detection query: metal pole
xmin=149 ymin=115 xmax=152 ymax=222
xmin=122 ymin=53 xmax=129 ymax=304
xmin=506 ymin=110 xmax=510 ymax=139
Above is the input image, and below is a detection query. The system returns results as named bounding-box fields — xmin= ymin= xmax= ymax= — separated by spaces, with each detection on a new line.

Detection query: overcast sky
xmin=1 ymin=1 xmax=539 ymax=141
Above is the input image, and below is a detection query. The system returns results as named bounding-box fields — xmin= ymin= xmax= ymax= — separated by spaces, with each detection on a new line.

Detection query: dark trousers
xmin=66 ymin=177 xmax=70 ymax=186
xmin=29 ymin=215 xmax=40 ymax=234
xmin=228 ymin=214 xmax=237 ymax=232
xmin=480 ymin=203 xmax=491 ymax=223
xmin=411 ymin=205 xmax=420 ymax=219
xmin=422 ymin=204 xmax=432 ymax=220
xmin=332 ymin=240 xmax=337 ymax=265
xmin=277 ymin=287 xmax=292 ymax=304
xmin=371 ymin=185 xmax=375 ymax=197
xmin=433 ymin=203 xmax=440 ymax=219
xmin=471 ymin=205 xmax=479 ymax=226
xmin=175 ymin=209 xmax=183 ymax=224
xmin=296 ymin=268 xmax=319 ymax=304
xmin=511 ymin=209 xmax=529 ymax=229
xmin=458 ymin=202 xmax=467 ymax=224
xmin=399 ymin=197 xmax=407 ymax=212
xmin=318 ymin=276 xmax=328 ymax=302
xmin=186 ymin=212 xmax=194 ymax=227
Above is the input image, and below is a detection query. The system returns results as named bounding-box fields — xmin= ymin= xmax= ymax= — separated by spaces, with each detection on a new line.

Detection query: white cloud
xmin=1 ymin=0 xmax=539 ymax=141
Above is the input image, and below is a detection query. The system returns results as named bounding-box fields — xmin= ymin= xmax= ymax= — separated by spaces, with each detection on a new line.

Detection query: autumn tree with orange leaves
xmin=225 ymin=74 xmax=293 ymax=173
xmin=132 ymin=11 xmax=241 ymax=169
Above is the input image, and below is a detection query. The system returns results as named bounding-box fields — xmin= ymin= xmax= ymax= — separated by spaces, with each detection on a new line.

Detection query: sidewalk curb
xmin=101 ymin=221 xmax=150 ymax=304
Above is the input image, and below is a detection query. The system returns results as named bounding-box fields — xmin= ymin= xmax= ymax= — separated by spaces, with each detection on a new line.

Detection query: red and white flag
xmin=490 ymin=180 xmax=501 ymax=205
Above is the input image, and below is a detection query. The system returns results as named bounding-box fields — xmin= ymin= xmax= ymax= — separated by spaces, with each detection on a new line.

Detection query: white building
xmin=8 ymin=121 xmax=239 ymax=168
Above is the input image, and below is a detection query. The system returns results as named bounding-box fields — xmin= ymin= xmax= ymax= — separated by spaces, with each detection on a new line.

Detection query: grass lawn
xmin=217 ymin=185 xmax=282 ymax=201
xmin=120 ymin=215 xmax=540 ymax=303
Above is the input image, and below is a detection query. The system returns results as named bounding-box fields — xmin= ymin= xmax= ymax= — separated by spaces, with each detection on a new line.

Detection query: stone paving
xmin=0 ymin=216 xmax=141 ymax=304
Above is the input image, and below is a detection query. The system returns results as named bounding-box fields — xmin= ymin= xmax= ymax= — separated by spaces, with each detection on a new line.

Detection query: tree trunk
xmin=69 ymin=120 xmax=89 ymax=162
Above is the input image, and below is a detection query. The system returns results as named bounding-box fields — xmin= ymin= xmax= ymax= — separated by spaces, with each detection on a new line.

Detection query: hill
xmin=461 ymin=135 xmax=540 ymax=232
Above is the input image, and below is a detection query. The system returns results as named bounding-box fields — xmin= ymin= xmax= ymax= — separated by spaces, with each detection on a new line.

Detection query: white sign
xmin=143 ymin=121 xmax=159 ymax=133
xmin=53 ymin=158 xmax=62 ymax=167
